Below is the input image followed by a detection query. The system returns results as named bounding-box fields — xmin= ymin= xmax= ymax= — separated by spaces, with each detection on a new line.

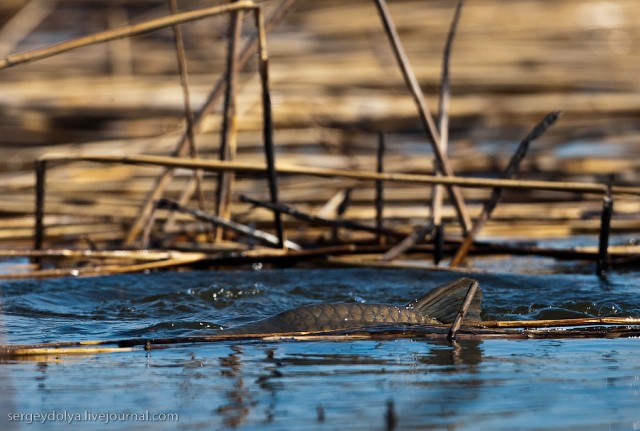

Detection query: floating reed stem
xmin=3 ymin=347 xmax=139 ymax=356
xmin=478 ymin=316 xmax=640 ymax=328
xmin=0 ymin=251 xmax=208 ymax=280
xmin=4 ymin=316 xmax=640 ymax=357
xmin=374 ymin=0 xmax=472 ymax=234
xmin=450 ymin=111 xmax=561 ymax=267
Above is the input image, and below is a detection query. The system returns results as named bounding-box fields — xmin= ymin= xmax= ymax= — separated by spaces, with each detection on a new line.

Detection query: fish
xmin=219 ymin=277 xmax=482 ymax=335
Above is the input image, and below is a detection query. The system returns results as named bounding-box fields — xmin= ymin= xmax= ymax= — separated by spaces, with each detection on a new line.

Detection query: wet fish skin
xmin=220 ymin=277 xmax=482 ymax=335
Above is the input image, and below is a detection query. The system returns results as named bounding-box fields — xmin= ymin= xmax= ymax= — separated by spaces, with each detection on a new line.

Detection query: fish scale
xmin=218 ymin=278 xmax=482 ymax=335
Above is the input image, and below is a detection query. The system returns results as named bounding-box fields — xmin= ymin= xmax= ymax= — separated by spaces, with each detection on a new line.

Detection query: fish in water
xmin=220 ymin=277 xmax=482 ymax=335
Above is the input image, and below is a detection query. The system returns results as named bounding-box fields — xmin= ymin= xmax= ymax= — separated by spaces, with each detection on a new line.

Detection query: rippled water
xmin=1 ymin=267 xmax=640 ymax=430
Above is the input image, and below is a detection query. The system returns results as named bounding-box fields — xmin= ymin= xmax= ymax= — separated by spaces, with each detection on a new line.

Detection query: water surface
xmin=1 ymin=268 xmax=639 ymax=430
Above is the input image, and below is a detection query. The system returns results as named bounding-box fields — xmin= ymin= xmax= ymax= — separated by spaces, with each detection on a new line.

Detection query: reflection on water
xmin=1 ymin=268 xmax=640 ymax=430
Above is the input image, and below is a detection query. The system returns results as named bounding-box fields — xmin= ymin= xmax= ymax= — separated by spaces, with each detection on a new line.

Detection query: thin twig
xmin=450 ymin=111 xmax=561 ymax=267
xmin=373 ymin=0 xmax=471 ymax=234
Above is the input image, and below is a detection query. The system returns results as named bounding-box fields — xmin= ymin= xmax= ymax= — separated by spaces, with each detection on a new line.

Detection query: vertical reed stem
xmin=215 ymin=2 xmax=243 ymax=241
xmin=373 ymin=0 xmax=471 ymax=234
xmin=433 ymin=0 xmax=463 ymax=265
xmin=597 ymin=177 xmax=614 ymax=277
xmin=254 ymin=7 xmax=284 ymax=248
xmin=375 ymin=132 xmax=385 ymax=245
xmin=34 ymin=160 xmax=46 ymax=251
xmin=156 ymin=0 xmax=209 ymax=241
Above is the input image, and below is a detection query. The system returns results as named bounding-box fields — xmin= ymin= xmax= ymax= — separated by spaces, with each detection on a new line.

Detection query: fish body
xmin=220 ymin=277 xmax=482 ymax=335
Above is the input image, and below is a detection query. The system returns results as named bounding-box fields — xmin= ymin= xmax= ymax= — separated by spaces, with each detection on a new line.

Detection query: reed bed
xmin=0 ymin=0 xmax=638 ymax=278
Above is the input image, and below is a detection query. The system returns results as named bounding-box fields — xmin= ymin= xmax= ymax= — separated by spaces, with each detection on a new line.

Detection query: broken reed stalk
xmin=433 ymin=0 xmax=463 ymax=265
xmin=381 ymin=221 xmax=434 ymax=261
xmin=596 ymin=177 xmax=614 ymax=277
xmin=239 ymin=194 xmax=405 ymax=238
xmin=375 ymin=132 xmax=385 ymax=245
xmin=34 ymin=159 xmax=46 ymax=250
xmin=450 ymin=111 xmax=561 ymax=267
xmin=447 ymin=279 xmax=479 ymax=341
xmin=331 ymin=188 xmax=353 ymax=242
xmin=214 ymin=4 xmax=244 ymax=241
xmin=254 ymin=7 xmax=285 ymax=249
xmin=124 ymin=0 xmax=296 ymax=246
xmin=157 ymin=198 xmax=301 ymax=250
xmin=373 ymin=0 xmax=472 ymax=235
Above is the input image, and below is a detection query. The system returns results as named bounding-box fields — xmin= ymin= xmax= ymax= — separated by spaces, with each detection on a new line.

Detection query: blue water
xmin=1 ymin=268 xmax=640 ymax=430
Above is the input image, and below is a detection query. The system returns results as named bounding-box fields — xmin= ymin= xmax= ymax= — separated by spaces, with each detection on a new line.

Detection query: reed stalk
xmin=39 ymin=154 xmax=640 ymax=196
xmin=450 ymin=111 xmax=561 ymax=267
xmin=214 ymin=3 xmax=243 ymax=241
xmin=374 ymin=0 xmax=472 ymax=234
xmin=0 ymin=1 xmax=259 ymax=70
xmin=3 ymin=316 xmax=640 ymax=357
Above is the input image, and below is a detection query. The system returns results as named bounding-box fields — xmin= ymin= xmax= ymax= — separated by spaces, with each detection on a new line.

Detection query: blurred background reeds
xmin=0 ymin=0 xmax=638 ymax=276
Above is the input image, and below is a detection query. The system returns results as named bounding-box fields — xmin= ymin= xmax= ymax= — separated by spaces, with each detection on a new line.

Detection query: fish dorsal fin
xmin=405 ymin=277 xmax=483 ymax=324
